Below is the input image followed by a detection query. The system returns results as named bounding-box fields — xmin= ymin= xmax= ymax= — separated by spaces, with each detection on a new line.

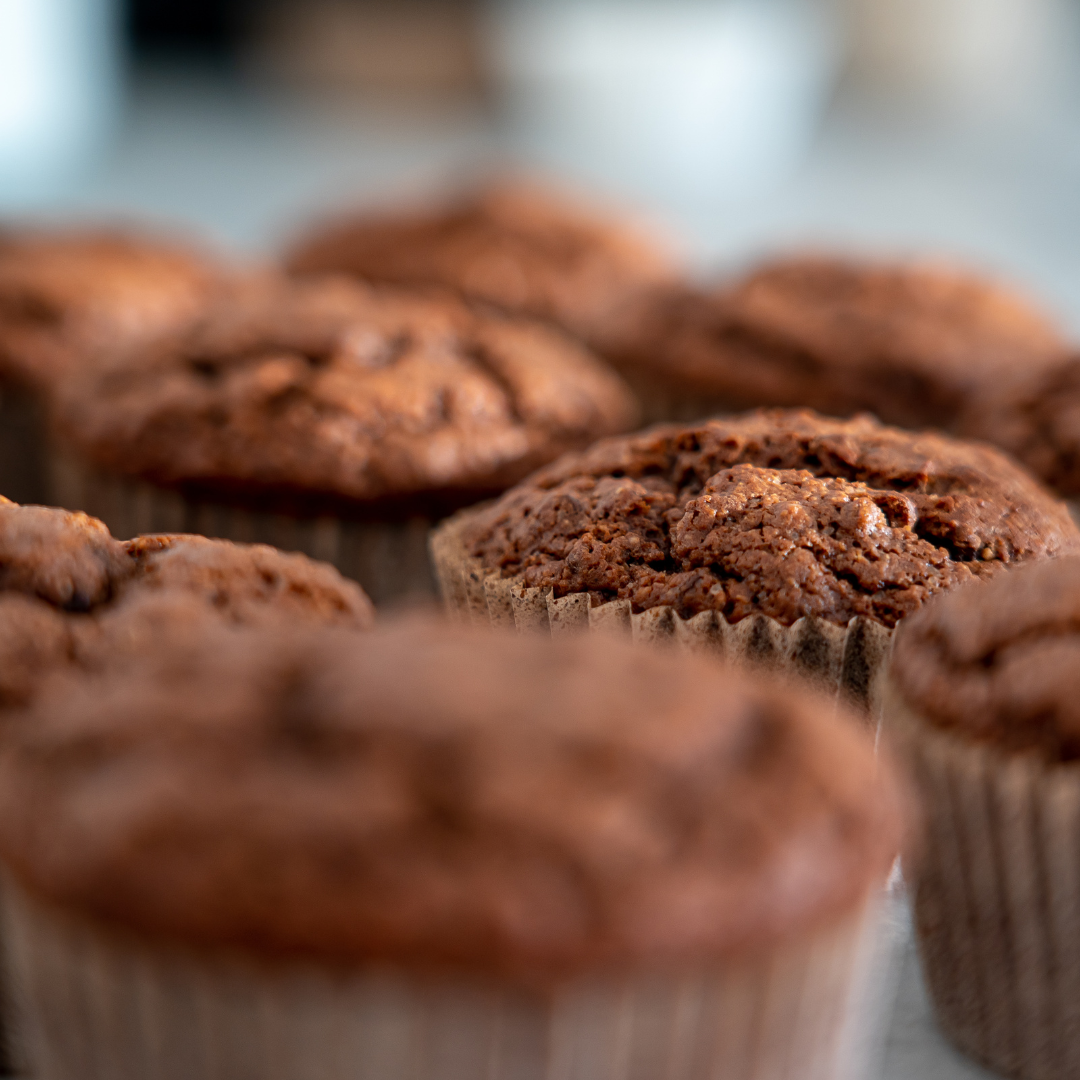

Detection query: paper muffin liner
xmin=1 ymin=874 xmax=893 ymax=1080
xmin=431 ymin=513 xmax=894 ymax=718
xmin=883 ymin=677 xmax=1080 ymax=1080
xmin=47 ymin=453 xmax=436 ymax=606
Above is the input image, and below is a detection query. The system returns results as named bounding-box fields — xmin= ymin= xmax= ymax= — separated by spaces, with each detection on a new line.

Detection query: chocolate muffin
xmin=885 ymin=557 xmax=1080 ymax=1080
xmin=433 ymin=409 xmax=1078 ymax=709
xmin=623 ymin=255 xmax=1067 ymax=427
xmin=0 ymin=614 xmax=904 ymax=1080
xmin=48 ymin=273 xmax=639 ymax=603
xmin=0 ymin=498 xmax=374 ymax=712
xmin=0 ymin=228 xmax=220 ymax=503
xmin=284 ymin=179 xmax=681 ymax=360
xmin=959 ymin=353 xmax=1080 ymax=500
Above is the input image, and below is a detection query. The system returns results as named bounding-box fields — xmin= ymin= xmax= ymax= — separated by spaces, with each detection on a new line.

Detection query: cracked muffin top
xmin=891 ymin=557 xmax=1080 ymax=763
xmin=460 ymin=409 xmax=1078 ymax=629
xmin=959 ymin=354 xmax=1080 ymax=497
xmin=51 ymin=274 xmax=639 ymax=516
xmin=284 ymin=180 xmax=680 ymax=356
xmin=634 ymin=256 xmax=1065 ymax=429
xmin=0 ymin=614 xmax=904 ymax=978
xmin=0 ymin=228 xmax=219 ymax=391
xmin=0 ymin=499 xmax=373 ymax=711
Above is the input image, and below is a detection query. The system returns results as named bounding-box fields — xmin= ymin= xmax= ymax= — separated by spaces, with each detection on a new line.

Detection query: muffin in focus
xmin=47 ymin=273 xmax=639 ymax=604
xmin=0 ymin=614 xmax=904 ymax=1080
xmin=0 ymin=228 xmax=221 ymax=503
xmin=433 ymin=408 xmax=1078 ymax=710
xmin=622 ymin=255 xmax=1067 ymax=426
xmin=284 ymin=178 xmax=682 ymax=362
xmin=886 ymin=556 xmax=1080 ymax=1080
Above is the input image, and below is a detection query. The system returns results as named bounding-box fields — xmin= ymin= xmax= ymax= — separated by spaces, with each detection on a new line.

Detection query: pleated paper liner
xmin=47 ymin=453 xmax=436 ymax=607
xmin=883 ymin=678 xmax=1080 ymax=1080
xmin=430 ymin=514 xmax=894 ymax=719
xmin=1 ymin=873 xmax=890 ymax=1080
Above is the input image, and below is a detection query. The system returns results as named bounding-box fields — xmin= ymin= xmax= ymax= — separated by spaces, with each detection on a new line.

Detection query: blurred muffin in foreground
xmin=959 ymin=352 xmax=1080 ymax=502
xmin=886 ymin=556 xmax=1080 ymax=1079
xmin=0 ymin=228 xmax=222 ymax=503
xmin=434 ymin=408 xmax=1078 ymax=711
xmin=284 ymin=178 xmax=683 ymax=362
xmin=48 ymin=273 xmax=639 ymax=604
xmin=0 ymin=614 xmax=904 ymax=1080
xmin=622 ymin=254 xmax=1067 ymax=426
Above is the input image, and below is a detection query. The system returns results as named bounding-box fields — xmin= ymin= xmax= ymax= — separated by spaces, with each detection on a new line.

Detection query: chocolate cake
xmin=960 ymin=354 xmax=1080 ymax=498
xmin=52 ymin=273 xmax=640 ymax=515
xmin=284 ymin=180 xmax=680 ymax=359
xmin=458 ymin=409 xmax=1077 ymax=630
xmin=628 ymin=256 xmax=1066 ymax=429
xmin=0 ymin=614 xmax=902 ymax=974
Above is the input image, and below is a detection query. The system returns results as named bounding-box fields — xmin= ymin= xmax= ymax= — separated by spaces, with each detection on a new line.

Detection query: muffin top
xmin=0 ymin=615 xmax=903 ymax=979
xmin=959 ymin=354 xmax=1080 ymax=497
xmin=284 ymin=180 xmax=680 ymax=353
xmin=461 ymin=409 xmax=1078 ymax=629
xmin=641 ymin=256 xmax=1065 ymax=429
xmin=52 ymin=275 xmax=639 ymax=515
xmin=0 ymin=228 xmax=218 ymax=390
xmin=0 ymin=499 xmax=373 ymax=710
xmin=891 ymin=557 xmax=1080 ymax=763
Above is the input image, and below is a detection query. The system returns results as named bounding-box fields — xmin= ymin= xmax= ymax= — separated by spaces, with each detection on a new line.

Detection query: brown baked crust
xmin=0 ymin=615 xmax=904 ymax=978
xmin=0 ymin=229 xmax=219 ymax=391
xmin=634 ymin=256 xmax=1065 ymax=429
xmin=0 ymin=502 xmax=373 ymax=709
xmin=461 ymin=409 xmax=1079 ymax=629
xmin=284 ymin=180 xmax=680 ymax=354
xmin=50 ymin=274 xmax=639 ymax=513
xmin=959 ymin=354 xmax=1080 ymax=497
xmin=891 ymin=556 xmax=1080 ymax=762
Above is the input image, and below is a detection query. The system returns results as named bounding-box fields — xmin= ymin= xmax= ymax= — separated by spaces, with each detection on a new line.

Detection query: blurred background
xmin=2 ymin=0 xmax=1080 ymax=320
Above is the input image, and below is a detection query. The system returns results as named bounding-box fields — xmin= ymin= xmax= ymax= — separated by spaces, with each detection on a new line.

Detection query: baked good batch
xmin=0 ymin=614 xmax=904 ymax=1080
xmin=0 ymin=228 xmax=220 ymax=504
xmin=47 ymin=273 xmax=639 ymax=604
xmin=960 ymin=352 xmax=1080 ymax=502
xmin=6 ymin=173 xmax=1080 ymax=1080
xmin=621 ymin=255 xmax=1067 ymax=426
xmin=284 ymin=179 xmax=682 ymax=362
xmin=885 ymin=556 xmax=1080 ymax=1079
xmin=434 ymin=408 xmax=1078 ymax=710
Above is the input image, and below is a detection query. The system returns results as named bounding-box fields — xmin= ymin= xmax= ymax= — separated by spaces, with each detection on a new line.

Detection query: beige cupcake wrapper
xmin=431 ymin=514 xmax=894 ymax=717
xmin=883 ymin=678 xmax=1080 ymax=1080
xmin=1 ymin=876 xmax=891 ymax=1080
xmin=47 ymin=453 xmax=436 ymax=606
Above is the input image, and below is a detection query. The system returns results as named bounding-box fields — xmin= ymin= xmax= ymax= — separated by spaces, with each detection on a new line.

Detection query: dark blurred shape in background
xmin=250 ymin=1 xmax=484 ymax=100
xmin=127 ymin=0 xmax=249 ymax=61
